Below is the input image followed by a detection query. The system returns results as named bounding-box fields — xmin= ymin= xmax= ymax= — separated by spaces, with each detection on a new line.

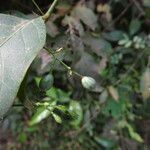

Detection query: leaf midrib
xmin=0 ymin=17 xmax=41 ymax=95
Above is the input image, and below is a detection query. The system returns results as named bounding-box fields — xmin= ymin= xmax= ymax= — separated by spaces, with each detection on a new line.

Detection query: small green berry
xmin=81 ymin=76 xmax=96 ymax=90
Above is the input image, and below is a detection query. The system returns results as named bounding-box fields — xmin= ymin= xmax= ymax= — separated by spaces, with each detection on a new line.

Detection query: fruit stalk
xmin=42 ymin=0 xmax=59 ymax=21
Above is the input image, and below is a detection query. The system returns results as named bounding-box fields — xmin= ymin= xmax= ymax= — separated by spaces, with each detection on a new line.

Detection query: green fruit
xmin=39 ymin=74 xmax=54 ymax=91
xmin=81 ymin=76 xmax=96 ymax=90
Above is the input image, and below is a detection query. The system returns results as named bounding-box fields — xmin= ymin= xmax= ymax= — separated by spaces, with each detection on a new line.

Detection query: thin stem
xmin=32 ymin=0 xmax=44 ymax=15
xmin=114 ymin=48 xmax=146 ymax=86
xmin=42 ymin=0 xmax=59 ymax=21
xmin=131 ymin=0 xmax=145 ymax=17
xmin=105 ymin=3 xmax=132 ymax=30
xmin=44 ymin=47 xmax=83 ymax=78
xmin=13 ymin=104 xmax=24 ymax=107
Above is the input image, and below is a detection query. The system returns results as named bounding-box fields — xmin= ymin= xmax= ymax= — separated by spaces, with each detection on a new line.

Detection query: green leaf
xmin=26 ymin=126 xmax=39 ymax=132
xmin=39 ymin=74 xmax=54 ymax=91
xmin=17 ymin=132 xmax=27 ymax=143
xmin=129 ymin=19 xmax=141 ymax=36
xmin=35 ymin=77 xmax=41 ymax=87
xmin=52 ymin=112 xmax=62 ymax=124
xmin=103 ymin=98 xmax=123 ymax=118
xmin=69 ymin=100 xmax=83 ymax=127
xmin=94 ymin=137 xmax=116 ymax=148
xmin=55 ymin=105 xmax=68 ymax=113
xmin=46 ymin=87 xmax=71 ymax=102
xmin=83 ymin=35 xmax=112 ymax=57
xmin=102 ymin=88 xmax=130 ymax=119
xmin=126 ymin=123 xmax=143 ymax=143
xmin=29 ymin=106 xmax=51 ymax=126
xmin=0 ymin=14 xmax=46 ymax=118
xmin=103 ymin=30 xmax=124 ymax=42
xmin=118 ymin=120 xmax=143 ymax=143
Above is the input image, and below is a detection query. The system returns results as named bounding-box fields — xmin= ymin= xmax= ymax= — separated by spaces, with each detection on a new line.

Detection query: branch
xmin=13 ymin=104 xmax=24 ymax=107
xmin=32 ymin=0 xmax=44 ymax=15
xmin=131 ymin=0 xmax=145 ymax=17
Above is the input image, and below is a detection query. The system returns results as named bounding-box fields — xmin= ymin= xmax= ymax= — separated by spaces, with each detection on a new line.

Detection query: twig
xmin=75 ymin=108 xmax=101 ymax=135
xmin=32 ymin=0 xmax=44 ymax=15
xmin=13 ymin=104 xmax=24 ymax=107
xmin=114 ymin=48 xmax=146 ymax=86
xmin=13 ymin=1 xmax=33 ymax=13
xmin=131 ymin=0 xmax=145 ymax=17
xmin=42 ymin=0 xmax=59 ymax=21
xmin=44 ymin=47 xmax=83 ymax=78
xmin=106 ymin=2 xmax=132 ymax=29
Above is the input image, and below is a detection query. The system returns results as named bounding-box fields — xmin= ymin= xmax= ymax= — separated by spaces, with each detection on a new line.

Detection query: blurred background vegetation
xmin=0 ymin=0 xmax=150 ymax=149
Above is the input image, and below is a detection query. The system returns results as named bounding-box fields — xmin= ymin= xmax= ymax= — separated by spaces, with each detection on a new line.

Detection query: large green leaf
xmin=29 ymin=106 xmax=51 ymax=126
xmin=0 ymin=14 xmax=46 ymax=118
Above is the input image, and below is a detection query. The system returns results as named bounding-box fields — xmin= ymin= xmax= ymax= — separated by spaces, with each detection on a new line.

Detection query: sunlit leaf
xmin=69 ymin=100 xmax=83 ymax=127
xmin=29 ymin=106 xmax=51 ymax=126
xmin=52 ymin=112 xmax=62 ymax=124
xmin=126 ymin=123 xmax=143 ymax=143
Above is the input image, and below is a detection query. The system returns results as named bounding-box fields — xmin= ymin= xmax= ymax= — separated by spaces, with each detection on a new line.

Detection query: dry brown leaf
xmin=97 ymin=4 xmax=112 ymax=22
xmin=46 ymin=21 xmax=59 ymax=38
xmin=71 ymin=6 xmax=98 ymax=30
xmin=108 ymin=86 xmax=119 ymax=102
xmin=140 ymin=68 xmax=150 ymax=100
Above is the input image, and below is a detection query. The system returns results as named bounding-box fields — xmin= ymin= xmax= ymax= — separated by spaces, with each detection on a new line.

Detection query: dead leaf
xmin=97 ymin=4 xmax=112 ymax=22
xmin=99 ymin=90 xmax=109 ymax=104
xmin=99 ymin=57 xmax=108 ymax=74
xmin=75 ymin=52 xmax=100 ymax=79
xmin=62 ymin=16 xmax=84 ymax=37
xmin=83 ymin=34 xmax=112 ymax=57
xmin=71 ymin=6 xmax=98 ymax=30
xmin=108 ymin=86 xmax=119 ymax=102
xmin=46 ymin=21 xmax=59 ymax=38
xmin=56 ymin=1 xmax=72 ymax=15
xmin=140 ymin=68 xmax=150 ymax=100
